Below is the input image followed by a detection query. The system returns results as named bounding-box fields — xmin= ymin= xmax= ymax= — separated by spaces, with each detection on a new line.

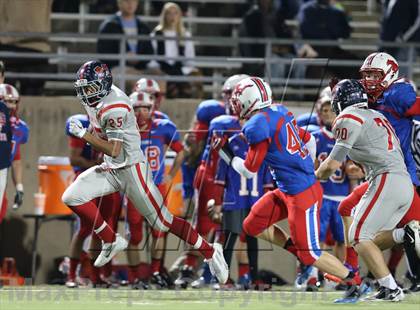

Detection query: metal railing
xmin=0 ymin=32 xmax=418 ymax=97
xmin=50 ymin=12 xmax=379 ymax=35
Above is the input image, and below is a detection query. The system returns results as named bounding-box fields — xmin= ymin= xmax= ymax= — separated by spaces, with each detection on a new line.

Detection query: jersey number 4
xmin=286 ymin=121 xmax=308 ymax=158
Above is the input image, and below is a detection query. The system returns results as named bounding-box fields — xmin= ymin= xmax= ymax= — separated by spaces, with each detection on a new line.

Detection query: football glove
xmin=212 ymin=135 xmax=234 ymax=165
xmin=13 ymin=184 xmax=24 ymax=210
xmin=69 ymin=118 xmax=87 ymax=138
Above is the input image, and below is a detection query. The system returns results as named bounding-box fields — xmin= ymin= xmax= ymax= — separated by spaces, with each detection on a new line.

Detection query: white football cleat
xmin=205 ymin=243 xmax=229 ymax=284
xmin=94 ymin=234 xmax=128 ymax=267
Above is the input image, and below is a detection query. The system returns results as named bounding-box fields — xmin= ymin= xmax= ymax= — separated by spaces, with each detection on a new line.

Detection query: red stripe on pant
xmin=0 ymin=194 xmax=7 ymax=223
xmin=354 ymin=173 xmax=387 ymax=243
xmin=134 ymin=163 xmax=171 ymax=228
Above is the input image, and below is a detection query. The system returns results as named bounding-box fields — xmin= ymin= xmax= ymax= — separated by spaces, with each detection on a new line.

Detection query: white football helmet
xmin=319 ymin=86 xmax=331 ymax=99
xmin=0 ymin=83 xmax=20 ymax=115
xmin=133 ymin=78 xmax=161 ymax=94
xmin=230 ymin=77 xmax=272 ymax=119
xmin=359 ymin=52 xmax=399 ymax=99
xmin=222 ymin=74 xmax=249 ymax=95
xmin=129 ymin=91 xmax=154 ymax=109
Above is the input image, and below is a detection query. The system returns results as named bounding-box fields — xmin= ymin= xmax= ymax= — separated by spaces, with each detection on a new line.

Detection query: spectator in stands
xmin=0 ymin=0 xmax=53 ymax=95
xmin=239 ymin=0 xmax=293 ymax=77
xmin=298 ymin=0 xmax=359 ymax=79
xmin=239 ymin=0 xmax=317 ymax=79
xmin=97 ymin=0 xmax=157 ymax=90
xmin=150 ymin=2 xmax=201 ymax=98
xmin=380 ymin=0 xmax=420 ymax=76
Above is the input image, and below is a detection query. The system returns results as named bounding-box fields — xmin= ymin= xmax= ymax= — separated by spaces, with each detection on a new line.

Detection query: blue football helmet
xmin=74 ymin=61 xmax=112 ymax=107
xmin=331 ymin=79 xmax=368 ymax=115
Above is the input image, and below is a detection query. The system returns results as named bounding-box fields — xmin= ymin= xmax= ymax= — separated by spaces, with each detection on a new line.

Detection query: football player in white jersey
xmin=63 ymin=61 xmax=228 ymax=284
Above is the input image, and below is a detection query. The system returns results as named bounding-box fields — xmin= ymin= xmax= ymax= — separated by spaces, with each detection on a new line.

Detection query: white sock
xmin=392 ymin=228 xmax=405 ymax=244
xmin=377 ymin=274 xmax=398 ymax=290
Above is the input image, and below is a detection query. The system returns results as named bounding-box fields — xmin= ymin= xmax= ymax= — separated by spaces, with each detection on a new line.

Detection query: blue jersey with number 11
xmin=243 ymin=106 xmax=315 ymax=194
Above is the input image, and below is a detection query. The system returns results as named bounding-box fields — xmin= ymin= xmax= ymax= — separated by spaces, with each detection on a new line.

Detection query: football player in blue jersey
xmin=213 ymin=133 xmax=274 ymax=289
xmin=133 ymin=77 xmax=169 ymax=120
xmin=0 ymin=84 xmax=29 ymax=214
xmin=175 ymin=75 xmax=249 ymax=287
xmin=215 ymin=76 xmax=364 ymax=299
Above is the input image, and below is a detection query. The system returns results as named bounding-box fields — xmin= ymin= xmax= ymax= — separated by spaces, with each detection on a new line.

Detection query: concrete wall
xmin=0 ymin=96 xmax=312 ymax=284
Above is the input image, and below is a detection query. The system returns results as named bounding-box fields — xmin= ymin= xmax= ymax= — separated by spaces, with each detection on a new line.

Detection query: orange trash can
xmin=164 ymin=152 xmax=185 ymax=217
xmin=38 ymin=156 xmax=75 ymax=215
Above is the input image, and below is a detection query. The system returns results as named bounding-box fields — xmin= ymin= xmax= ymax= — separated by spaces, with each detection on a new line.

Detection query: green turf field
xmin=0 ymin=287 xmax=419 ymax=310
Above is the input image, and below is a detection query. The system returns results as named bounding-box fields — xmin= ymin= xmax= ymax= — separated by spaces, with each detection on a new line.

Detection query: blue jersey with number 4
xmin=243 ymin=106 xmax=315 ymax=194
xmin=313 ymin=127 xmax=350 ymax=199
xmin=215 ymin=134 xmax=273 ymax=210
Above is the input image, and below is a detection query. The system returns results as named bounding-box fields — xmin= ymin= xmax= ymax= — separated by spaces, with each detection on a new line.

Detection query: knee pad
xmin=61 ymin=188 xmax=74 ymax=206
xmin=242 ymin=215 xmax=260 ymax=237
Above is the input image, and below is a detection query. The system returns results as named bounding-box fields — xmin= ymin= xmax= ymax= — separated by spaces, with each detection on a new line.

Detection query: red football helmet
xmin=129 ymin=91 xmax=154 ymax=127
xmin=359 ymin=52 xmax=399 ymax=101
xmin=0 ymin=83 xmax=20 ymax=117
xmin=133 ymin=78 xmax=163 ymax=110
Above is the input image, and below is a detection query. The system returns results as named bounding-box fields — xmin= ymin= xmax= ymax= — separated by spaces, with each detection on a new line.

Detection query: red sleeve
xmin=244 ymin=139 xmax=270 ymax=173
xmin=298 ymin=127 xmax=311 ymax=144
xmin=405 ymin=97 xmax=420 ymax=116
xmin=193 ymin=121 xmax=209 ymax=143
xmin=170 ymin=140 xmax=184 ymax=153
xmin=13 ymin=144 xmax=21 ymax=161
xmin=213 ymin=183 xmax=225 ymax=206
xmin=69 ymin=136 xmax=86 ymax=148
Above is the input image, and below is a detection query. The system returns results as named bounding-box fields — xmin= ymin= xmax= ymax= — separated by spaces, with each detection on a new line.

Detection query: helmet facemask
xmin=74 ymin=79 xmax=110 ymax=107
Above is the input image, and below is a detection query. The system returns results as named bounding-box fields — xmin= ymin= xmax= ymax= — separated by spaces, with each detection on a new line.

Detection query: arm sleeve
xmin=391 ymin=83 xmax=417 ymax=115
xmin=243 ymin=139 xmax=270 ymax=173
xmin=333 ymin=116 xmax=363 ymax=149
xmin=405 ymin=97 xmax=420 ymax=117
xmin=298 ymin=126 xmax=311 ymax=144
xmin=232 ymin=156 xmax=257 ymax=179
xmin=329 ymin=144 xmax=351 ymax=162
xmin=164 ymin=122 xmax=183 ymax=152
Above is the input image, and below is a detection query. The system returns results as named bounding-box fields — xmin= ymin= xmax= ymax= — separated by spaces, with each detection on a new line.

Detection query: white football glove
xmin=69 ymin=118 xmax=87 ymax=138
